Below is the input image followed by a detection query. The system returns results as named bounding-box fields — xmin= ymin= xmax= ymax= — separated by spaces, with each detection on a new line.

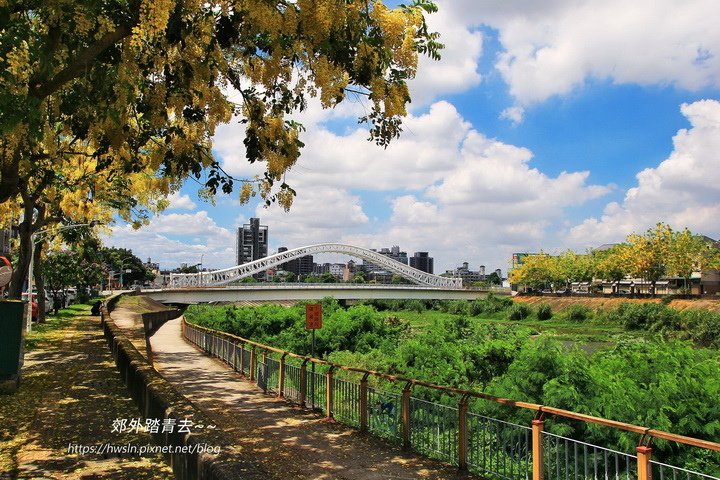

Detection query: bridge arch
xmin=169 ymin=243 xmax=463 ymax=289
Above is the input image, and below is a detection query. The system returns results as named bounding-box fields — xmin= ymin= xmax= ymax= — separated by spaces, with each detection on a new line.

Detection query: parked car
xmin=65 ymin=288 xmax=77 ymax=306
xmin=22 ymin=292 xmax=52 ymax=320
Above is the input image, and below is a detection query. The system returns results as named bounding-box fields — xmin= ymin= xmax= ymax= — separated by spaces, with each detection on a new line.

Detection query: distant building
xmin=343 ymin=260 xmax=358 ymax=281
xmin=409 ymin=252 xmax=434 ymax=274
xmin=363 ymin=245 xmax=408 ymax=272
xmin=511 ymin=253 xmax=539 ymax=270
xmin=313 ymin=262 xmax=330 ymax=274
xmin=329 ymin=263 xmax=345 ymax=278
xmin=445 ymin=262 xmax=484 ymax=284
xmin=237 ymin=218 xmax=268 ymax=266
xmin=277 ymin=247 xmax=313 ymax=277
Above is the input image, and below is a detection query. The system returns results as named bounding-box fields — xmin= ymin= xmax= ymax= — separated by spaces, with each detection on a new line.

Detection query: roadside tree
xmin=1 ymin=0 xmax=442 ymax=298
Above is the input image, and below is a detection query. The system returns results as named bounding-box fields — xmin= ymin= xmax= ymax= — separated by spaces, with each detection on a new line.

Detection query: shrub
xmin=508 ymin=304 xmax=532 ymax=320
xmin=536 ymin=303 xmax=553 ymax=320
xmin=565 ymin=304 xmax=591 ymax=322
xmin=448 ymin=300 xmax=469 ymax=315
xmin=405 ymin=299 xmax=426 ymax=313
xmin=675 ymin=309 xmax=720 ymax=348
xmin=614 ymin=302 xmax=679 ymax=331
xmin=470 ymin=294 xmax=514 ymax=316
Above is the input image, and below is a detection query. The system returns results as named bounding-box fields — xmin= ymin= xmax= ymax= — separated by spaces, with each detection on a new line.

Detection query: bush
xmin=447 ymin=300 xmax=469 ymax=315
xmin=614 ymin=302 xmax=679 ymax=331
xmin=565 ymin=304 xmax=591 ymax=322
xmin=675 ymin=309 xmax=720 ymax=348
xmin=536 ymin=303 xmax=553 ymax=320
xmin=508 ymin=304 xmax=532 ymax=320
xmin=470 ymin=294 xmax=514 ymax=316
xmin=404 ymin=299 xmax=426 ymax=313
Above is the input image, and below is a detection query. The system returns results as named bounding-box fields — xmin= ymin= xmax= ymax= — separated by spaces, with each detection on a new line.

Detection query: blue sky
xmin=106 ymin=0 xmax=720 ymax=274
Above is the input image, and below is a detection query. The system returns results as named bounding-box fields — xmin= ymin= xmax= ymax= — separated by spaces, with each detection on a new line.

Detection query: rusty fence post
xmin=231 ymin=341 xmax=237 ymax=371
xmin=239 ymin=343 xmax=246 ymax=375
xmin=326 ymin=366 xmax=335 ymax=420
xmin=402 ymin=381 xmax=413 ymax=450
xmin=249 ymin=346 xmax=256 ymax=382
xmin=359 ymin=373 xmax=370 ymax=433
xmin=300 ymin=359 xmax=309 ymax=407
xmin=262 ymin=350 xmax=269 ymax=393
xmin=637 ymin=444 xmax=652 ymax=480
xmin=532 ymin=418 xmax=544 ymax=480
xmin=278 ymin=353 xmax=287 ymax=397
xmin=458 ymin=394 xmax=470 ymax=470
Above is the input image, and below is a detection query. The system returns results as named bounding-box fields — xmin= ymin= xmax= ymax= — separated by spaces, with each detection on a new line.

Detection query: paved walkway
xmin=147 ymin=317 xmax=475 ymax=480
xmin=0 ymin=308 xmax=173 ymax=480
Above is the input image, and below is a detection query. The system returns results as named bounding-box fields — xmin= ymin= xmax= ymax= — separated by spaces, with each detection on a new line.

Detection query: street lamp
xmin=26 ymin=221 xmax=99 ymax=332
xmin=199 ymin=254 xmax=204 ymax=287
xmin=118 ymin=259 xmax=132 ymax=289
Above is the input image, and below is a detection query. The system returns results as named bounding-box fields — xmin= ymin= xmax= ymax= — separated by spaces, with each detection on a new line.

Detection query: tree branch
xmin=29 ymin=24 xmax=133 ymax=100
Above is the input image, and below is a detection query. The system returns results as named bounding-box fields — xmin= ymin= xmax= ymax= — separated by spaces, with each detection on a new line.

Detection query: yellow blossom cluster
xmin=3 ymin=41 xmax=31 ymax=95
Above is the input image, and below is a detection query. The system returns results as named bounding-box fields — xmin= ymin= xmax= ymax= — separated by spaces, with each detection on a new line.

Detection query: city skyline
xmin=104 ymin=0 xmax=720 ymax=273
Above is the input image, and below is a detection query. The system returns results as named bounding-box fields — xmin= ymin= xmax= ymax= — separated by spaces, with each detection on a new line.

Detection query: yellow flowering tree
xmin=0 ymin=0 xmax=441 ymax=297
xmin=508 ymin=253 xmax=563 ymax=291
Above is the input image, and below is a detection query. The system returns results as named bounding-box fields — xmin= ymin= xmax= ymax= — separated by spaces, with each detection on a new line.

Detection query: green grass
xmin=383 ymin=308 xmax=645 ymax=346
xmin=25 ymin=300 xmax=102 ymax=350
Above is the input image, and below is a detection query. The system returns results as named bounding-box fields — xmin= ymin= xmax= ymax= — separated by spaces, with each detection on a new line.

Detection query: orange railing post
xmin=300 ymin=359 xmax=308 ymax=407
xmin=249 ymin=346 xmax=256 ymax=381
xmin=402 ymin=381 xmax=413 ymax=450
xmin=261 ymin=350 xmax=268 ymax=393
xmin=532 ymin=419 xmax=544 ymax=480
xmin=458 ymin=394 xmax=470 ymax=470
xmin=238 ymin=343 xmax=245 ymax=375
xmin=278 ymin=353 xmax=287 ymax=398
xmin=359 ymin=373 xmax=370 ymax=433
xmin=326 ymin=366 xmax=335 ymax=420
xmin=637 ymin=445 xmax=652 ymax=480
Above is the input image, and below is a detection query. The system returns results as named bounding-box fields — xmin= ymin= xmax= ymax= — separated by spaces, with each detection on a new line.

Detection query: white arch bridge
xmin=170 ymin=243 xmax=463 ymax=289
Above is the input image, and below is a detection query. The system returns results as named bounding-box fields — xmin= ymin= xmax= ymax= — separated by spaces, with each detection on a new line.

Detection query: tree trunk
xmin=8 ymin=219 xmax=32 ymax=299
xmin=34 ymin=242 xmax=47 ymax=323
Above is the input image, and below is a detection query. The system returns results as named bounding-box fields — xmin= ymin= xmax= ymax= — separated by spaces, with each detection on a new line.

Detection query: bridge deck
xmin=148 ymin=318 xmax=473 ymax=480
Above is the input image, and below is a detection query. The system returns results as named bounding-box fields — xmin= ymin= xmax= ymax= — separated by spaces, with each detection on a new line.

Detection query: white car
xmin=65 ymin=288 xmax=77 ymax=306
xmin=21 ymin=291 xmax=54 ymax=314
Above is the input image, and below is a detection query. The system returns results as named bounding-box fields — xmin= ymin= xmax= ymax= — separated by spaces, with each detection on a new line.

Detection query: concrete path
xmin=148 ymin=318 xmax=474 ymax=480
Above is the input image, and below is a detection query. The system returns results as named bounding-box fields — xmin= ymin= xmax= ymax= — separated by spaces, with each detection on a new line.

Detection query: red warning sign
xmin=305 ymin=303 xmax=322 ymax=329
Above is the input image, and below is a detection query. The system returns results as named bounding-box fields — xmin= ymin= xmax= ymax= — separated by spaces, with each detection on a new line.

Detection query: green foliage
xmin=612 ymin=302 xmax=680 ymax=331
xmin=671 ymin=309 xmax=720 ymax=348
xmin=444 ymin=300 xmax=469 ymax=315
xmin=508 ymin=303 xmax=531 ymax=320
xmin=468 ymin=294 xmax=513 ymax=316
xmin=565 ymin=304 xmax=592 ymax=322
xmin=187 ymin=300 xmax=720 ymax=471
xmin=536 ymin=303 xmax=553 ymax=320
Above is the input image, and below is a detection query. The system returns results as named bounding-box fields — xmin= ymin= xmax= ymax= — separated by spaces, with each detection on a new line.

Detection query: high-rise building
xmin=363 ymin=245 xmax=408 ymax=272
xmin=236 ymin=218 xmax=268 ymax=265
xmin=277 ymin=247 xmax=313 ymax=276
xmin=409 ymin=252 xmax=434 ymax=274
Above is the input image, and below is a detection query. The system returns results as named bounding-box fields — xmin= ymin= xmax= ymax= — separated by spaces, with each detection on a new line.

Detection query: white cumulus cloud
xmin=440 ymin=0 xmax=720 ymax=104
xmin=568 ymin=99 xmax=720 ymax=246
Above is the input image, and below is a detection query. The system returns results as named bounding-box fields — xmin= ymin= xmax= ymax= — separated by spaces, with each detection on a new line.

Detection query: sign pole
xmin=305 ymin=303 xmax=322 ymax=411
xmin=311 ymin=328 xmax=315 ymax=409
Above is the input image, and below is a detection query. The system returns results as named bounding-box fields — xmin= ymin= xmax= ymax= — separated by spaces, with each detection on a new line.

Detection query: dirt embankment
xmin=513 ymin=295 xmax=720 ymax=313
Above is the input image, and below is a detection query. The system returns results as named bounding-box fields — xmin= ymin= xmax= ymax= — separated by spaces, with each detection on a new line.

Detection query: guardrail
xmin=182 ymin=319 xmax=720 ymax=480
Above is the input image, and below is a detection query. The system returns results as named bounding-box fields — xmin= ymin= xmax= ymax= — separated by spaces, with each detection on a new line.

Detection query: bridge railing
xmin=182 ymin=319 xmax=720 ymax=480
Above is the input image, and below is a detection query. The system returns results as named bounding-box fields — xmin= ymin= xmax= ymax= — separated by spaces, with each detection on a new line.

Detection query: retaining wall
xmin=101 ymin=307 xmax=268 ymax=480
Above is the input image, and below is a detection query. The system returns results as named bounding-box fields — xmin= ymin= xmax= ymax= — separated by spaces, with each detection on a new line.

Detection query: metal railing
xmin=467 ymin=413 xmax=532 ymax=480
xmin=181 ymin=320 xmax=720 ymax=480
xmin=542 ymin=431 xmax=637 ymax=480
